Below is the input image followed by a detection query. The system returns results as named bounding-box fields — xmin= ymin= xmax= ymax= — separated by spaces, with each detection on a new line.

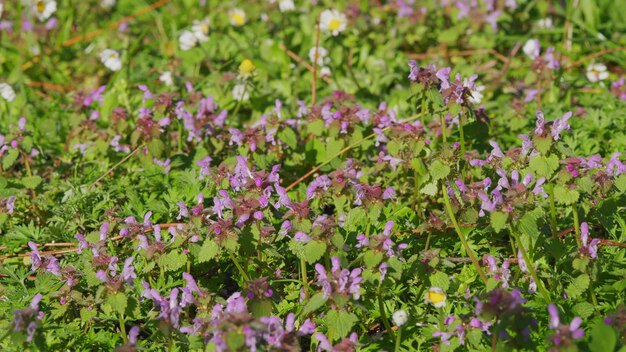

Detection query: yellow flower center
xmin=37 ymin=1 xmax=46 ymax=13
xmin=329 ymin=18 xmax=341 ymax=31
xmin=428 ymin=291 xmax=446 ymax=304
xmin=239 ymin=59 xmax=255 ymax=78
xmin=200 ymin=24 xmax=209 ymax=34
xmin=231 ymin=14 xmax=245 ymax=26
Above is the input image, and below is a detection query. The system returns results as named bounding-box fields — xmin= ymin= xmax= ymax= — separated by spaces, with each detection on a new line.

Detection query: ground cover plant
xmin=1 ymin=0 xmax=626 ymax=351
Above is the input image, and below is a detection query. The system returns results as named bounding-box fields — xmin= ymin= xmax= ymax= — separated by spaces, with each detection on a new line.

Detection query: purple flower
xmin=314 ymin=256 xmax=362 ymax=301
xmin=551 ymin=112 xmax=572 ymax=141
xmin=547 ymin=304 xmax=584 ymax=348
xmin=579 ymin=222 xmax=600 ymax=259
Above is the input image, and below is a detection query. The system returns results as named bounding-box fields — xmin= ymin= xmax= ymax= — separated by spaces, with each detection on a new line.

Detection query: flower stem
xmin=118 ymin=313 xmax=127 ymax=344
xmin=458 ymin=111 xmax=467 ymax=159
xmin=548 ymin=185 xmax=558 ymax=238
xmin=440 ymin=113 xmax=447 ymax=143
xmin=509 ymin=226 xmax=551 ymax=301
xmin=229 ymin=251 xmax=250 ymax=282
xmin=300 ymin=257 xmax=309 ymax=298
xmin=377 ymin=289 xmax=396 ymax=341
xmin=572 ymin=204 xmax=582 ymax=247
xmin=441 ymin=181 xmax=488 ymax=284
xmin=394 ymin=326 xmax=403 ymax=352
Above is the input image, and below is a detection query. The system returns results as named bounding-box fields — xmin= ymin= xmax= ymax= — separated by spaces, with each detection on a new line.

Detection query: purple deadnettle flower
xmin=13 ymin=294 xmax=44 ymax=342
xmin=578 ymin=222 xmax=600 ymax=259
xmin=314 ymin=256 xmax=363 ymax=301
xmin=547 ymin=304 xmax=584 ymax=348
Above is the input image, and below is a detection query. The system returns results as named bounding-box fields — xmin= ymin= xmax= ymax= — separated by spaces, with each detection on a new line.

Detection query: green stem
xmin=232 ymin=82 xmax=248 ymax=117
xmin=424 ymin=232 xmax=432 ymax=252
xmin=509 ymin=226 xmax=551 ymax=301
xmin=548 ymin=185 xmax=558 ymax=238
xmin=572 ymin=204 xmax=582 ymax=247
xmin=118 ymin=313 xmax=127 ymax=344
xmin=229 ymin=251 xmax=250 ymax=281
xmin=377 ymin=289 xmax=396 ymax=341
xmin=440 ymin=114 xmax=447 ymax=143
xmin=394 ymin=326 xmax=403 ymax=352
xmin=300 ymin=257 xmax=309 ymax=298
xmin=458 ymin=111 xmax=467 ymax=159
xmin=441 ymin=181 xmax=488 ymax=284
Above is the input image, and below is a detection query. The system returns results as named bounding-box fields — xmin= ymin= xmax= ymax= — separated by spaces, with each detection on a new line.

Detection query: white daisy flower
xmin=320 ymin=9 xmax=347 ymax=36
xmin=99 ymin=49 xmax=122 ymax=72
xmin=392 ymin=309 xmax=408 ymax=327
xmin=179 ymin=30 xmax=197 ymax=51
xmin=191 ymin=18 xmax=210 ymax=43
xmin=308 ymin=46 xmax=329 ymax=67
xmin=101 ymin=0 xmax=116 ymax=9
xmin=32 ymin=0 xmax=57 ymax=22
xmin=0 ymin=83 xmax=16 ymax=102
xmin=159 ymin=71 xmax=174 ymax=87
xmin=229 ymin=8 xmax=246 ymax=27
xmin=522 ymin=39 xmax=540 ymax=60
xmin=586 ymin=63 xmax=609 ymax=82
xmin=278 ymin=0 xmax=295 ymax=12
xmin=424 ymin=287 xmax=447 ymax=308
xmin=320 ymin=66 xmax=331 ymax=77
xmin=232 ymin=83 xmax=249 ymax=101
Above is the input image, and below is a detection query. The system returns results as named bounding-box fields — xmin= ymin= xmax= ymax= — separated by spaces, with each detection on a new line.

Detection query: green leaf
xmin=589 ymin=320 xmax=617 ymax=352
xmin=147 ymin=139 xmax=165 ymax=158
xmin=198 ymin=238 xmax=220 ymax=263
xmin=420 ymin=182 xmax=438 ymax=196
xmin=344 ymin=207 xmax=366 ymax=232
xmin=553 ymin=185 xmax=579 ymax=206
xmin=429 ymin=160 xmax=450 ymax=181
xmin=529 ymin=155 xmax=559 ymax=178
xmin=363 ymin=250 xmax=383 ymax=269
xmin=430 ymin=271 xmax=450 ymax=291
xmin=565 ymin=274 xmax=590 ymax=299
xmin=22 ymin=176 xmax=43 ymax=189
xmin=490 ymin=212 xmax=508 ymax=233
xmin=325 ymin=310 xmax=358 ymax=340
xmin=249 ymin=299 xmax=273 ymax=318
xmin=302 ymin=293 xmax=327 ymax=316
xmin=571 ymin=302 xmax=595 ymax=319
xmin=107 ymin=292 xmax=127 ymax=315
xmin=278 ymin=127 xmax=298 ymax=149
xmin=303 ymin=240 xmax=327 ymax=264
xmin=2 ymin=149 xmax=19 ymax=170
xmin=158 ymin=250 xmax=188 ymax=272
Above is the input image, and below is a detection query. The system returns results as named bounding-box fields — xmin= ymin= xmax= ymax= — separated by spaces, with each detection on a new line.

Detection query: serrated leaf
xmin=325 ymin=310 xmax=358 ymax=340
xmin=363 ymin=250 xmax=383 ymax=269
xmin=159 ymin=250 xmax=187 ymax=272
xmin=430 ymin=271 xmax=450 ymax=291
xmin=303 ymin=240 xmax=327 ymax=264
xmin=571 ymin=302 xmax=594 ymax=319
xmin=278 ymin=127 xmax=298 ymax=149
xmin=553 ymin=185 xmax=579 ymax=205
xmin=302 ymin=293 xmax=327 ymax=315
xmin=107 ymin=292 xmax=127 ymax=315
xmin=490 ymin=212 xmax=508 ymax=233
xmin=198 ymin=238 xmax=220 ymax=263
xmin=344 ymin=207 xmax=366 ymax=232
xmin=565 ymin=274 xmax=590 ymax=299
xmin=429 ymin=160 xmax=450 ymax=181
xmin=2 ymin=149 xmax=19 ymax=170
xmin=22 ymin=176 xmax=43 ymax=189
xmin=529 ymin=155 xmax=559 ymax=178
xmin=420 ymin=182 xmax=438 ymax=196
